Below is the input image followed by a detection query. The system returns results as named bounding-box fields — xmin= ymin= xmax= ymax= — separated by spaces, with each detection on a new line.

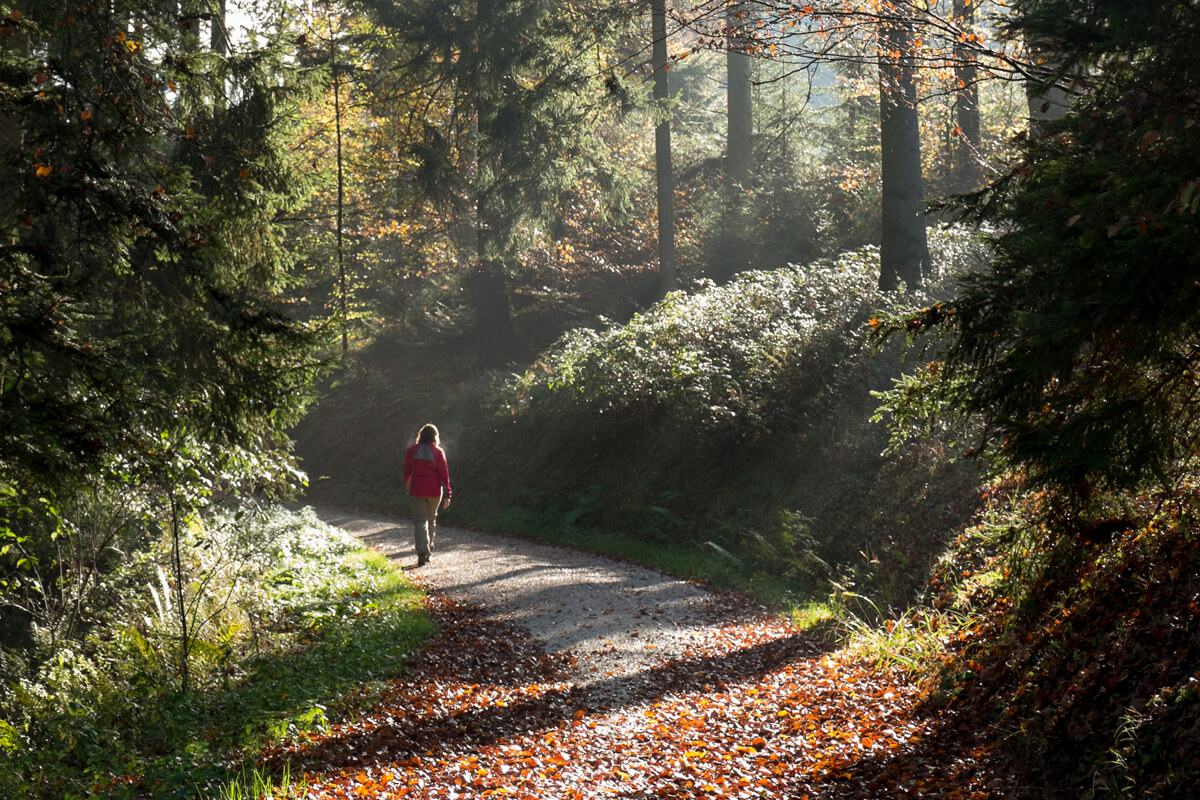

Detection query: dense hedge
xmin=459 ymin=246 xmax=984 ymax=605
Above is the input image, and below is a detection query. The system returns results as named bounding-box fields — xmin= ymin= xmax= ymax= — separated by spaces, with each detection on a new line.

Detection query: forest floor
xmin=262 ymin=508 xmax=1007 ymax=799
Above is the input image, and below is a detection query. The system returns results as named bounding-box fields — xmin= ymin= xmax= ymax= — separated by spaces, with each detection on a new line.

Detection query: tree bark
xmin=726 ymin=2 xmax=753 ymax=188
xmin=210 ymin=0 xmax=228 ymax=54
xmin=470 ymin=0 xmax=522 ymax=366
xmin=169 ymin=494 xmax=192 ymax=694
xmin=0 ymin=3 xmax=29 ymax=233
xmin=470 ymin=254 xmax=522 ymax=367
xmin=329 ymin=10 xmax=347 ymax=354
xmin=878 ymin=10 xmax=930 ymax=292
xmin=652 ymin=0 xmax=677 ymax=297
xmin=951 ymin=0 xmax=981 ymax=192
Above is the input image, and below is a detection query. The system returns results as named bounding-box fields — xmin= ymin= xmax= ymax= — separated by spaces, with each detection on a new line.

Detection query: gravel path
xmin=310 ymin=507 xmax=775 ymax=707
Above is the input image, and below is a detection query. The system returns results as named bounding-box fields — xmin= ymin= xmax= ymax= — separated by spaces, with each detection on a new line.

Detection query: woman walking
xmin=403 ymin=423 xmax=452 ymax=567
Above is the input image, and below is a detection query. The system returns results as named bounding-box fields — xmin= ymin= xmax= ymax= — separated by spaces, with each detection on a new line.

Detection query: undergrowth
xmin=457 ymin=241 xmax=987 ymax=614
xmin=294 ymin=233 xmax=992 ymax=616
xmin=292 ymin=230 xmax=997 ymax=616
xmin=0 ymin=504 xmax=433 ymax=800
xmin=280 ymin=224 xmax=1200 ymax=796
xmin=860 ymin=477 xmax=1200 ymax=799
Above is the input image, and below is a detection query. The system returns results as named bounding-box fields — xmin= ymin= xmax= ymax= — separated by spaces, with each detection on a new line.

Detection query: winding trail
xmin=271 ymin=507 xmax=1004 ymax=799
xmin=310 ymin=508 xmax=800 ymax=707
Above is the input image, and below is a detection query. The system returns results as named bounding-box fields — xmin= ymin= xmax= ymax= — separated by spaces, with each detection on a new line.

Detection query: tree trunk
xmin=210 ymin=0 xmax=228 ymax=54
xmin=726 ymin=3 xmax=752 ymax=188
xmin=0 ymin=2 xmax=29 ymax=233
xmin=1026 ymin=41 xmax=1071 ymax=128
xmin=652 ymin=0 xmax=677 ymax=297
xmin=169 ymin=494 xmax=192 ymax=694
xmin=329 ymin=11 xmax=347 ymax=355
xmin=469 ymin=0 xmax=522 ymax=367
xmin=878 ymin=10 xmax=930 ymax=292
xmin=470 ymin=254 xmax=521 ymax=367
xmin=951 ymin=0 xmax=981 ymax=192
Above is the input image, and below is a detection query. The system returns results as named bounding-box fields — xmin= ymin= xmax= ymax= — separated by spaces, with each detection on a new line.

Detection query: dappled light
xmin=268 ymin=590 xmax=1000 ymax=800
xmin=4 ymin=0 xmax=1200 ymax=797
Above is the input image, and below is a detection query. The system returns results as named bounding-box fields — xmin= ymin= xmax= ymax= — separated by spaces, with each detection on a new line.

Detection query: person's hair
xmin=416 ymin=423 xmax=440 ymax=445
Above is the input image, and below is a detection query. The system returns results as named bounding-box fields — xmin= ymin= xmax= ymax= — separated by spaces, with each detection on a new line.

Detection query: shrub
xmin=461 ymin=238 xmax=987 ymax=609
xmin=0 ymin=503 xmax=431 ymax=800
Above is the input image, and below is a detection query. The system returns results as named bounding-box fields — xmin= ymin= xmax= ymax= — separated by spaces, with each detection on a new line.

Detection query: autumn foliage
xmin=266 ymin=586 xmax=1007 ymax=800
xmin=922 ymin=483 xmax=1200 ymax=798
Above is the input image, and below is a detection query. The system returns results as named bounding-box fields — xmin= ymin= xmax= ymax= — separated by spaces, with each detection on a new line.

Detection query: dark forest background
xmin=3 ymin=1 xmax=1200 ymax=797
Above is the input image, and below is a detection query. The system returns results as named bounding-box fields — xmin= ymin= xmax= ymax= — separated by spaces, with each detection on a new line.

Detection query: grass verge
xmin=449 ymin=492 xmax=842 ymax=634
xmin=0 ymin=505 xmax=434 ymax=800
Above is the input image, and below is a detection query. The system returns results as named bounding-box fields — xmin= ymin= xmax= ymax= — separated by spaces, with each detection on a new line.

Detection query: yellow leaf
xmin=35 ymin=164 xmax=52 ymax=177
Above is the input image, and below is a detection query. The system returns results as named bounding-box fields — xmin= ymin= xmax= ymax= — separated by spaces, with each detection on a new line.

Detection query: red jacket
xmin=404 ymin=442 xmax=451 ymax=499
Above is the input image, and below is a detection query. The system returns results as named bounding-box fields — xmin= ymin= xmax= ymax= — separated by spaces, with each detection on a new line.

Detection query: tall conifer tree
xmin=357 ymin=0 xmax=631 ymax=365
xmin=912 ymin=0 xmax=1200 ymax=493
xmin=0 ymin=1 xmax=319 ymax=519
xmin=877 ymin=3 xmax=930 ymax=291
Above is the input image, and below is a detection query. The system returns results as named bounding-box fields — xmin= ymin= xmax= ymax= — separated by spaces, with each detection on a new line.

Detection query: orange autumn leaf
xmin=262 ymin=593 xmax=1000 ymax=800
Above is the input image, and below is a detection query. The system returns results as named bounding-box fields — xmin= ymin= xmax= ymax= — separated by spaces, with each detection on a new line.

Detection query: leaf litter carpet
xmin=271 ymin=510 xmax=1004 ymax=799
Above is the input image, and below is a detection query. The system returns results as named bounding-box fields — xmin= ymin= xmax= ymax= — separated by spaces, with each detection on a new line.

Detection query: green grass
xmin=212 ymin=764 xmax=305 ymax=800
xmin=450 ymin=493 xmax=840 ymax=629
xmin=839 ymin=606 xmax=976 ymax=675
xmin=201 ymin=548 xmax=432 ymax=746
xmin=788 ymin=600 xmax=839 ymax=632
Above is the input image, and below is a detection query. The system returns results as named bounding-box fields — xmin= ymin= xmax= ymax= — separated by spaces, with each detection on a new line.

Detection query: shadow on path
xmin=267 ymin=507 xmax=1006 ymax=799
xmin=272 ymin=590 xmax=833 ymax=778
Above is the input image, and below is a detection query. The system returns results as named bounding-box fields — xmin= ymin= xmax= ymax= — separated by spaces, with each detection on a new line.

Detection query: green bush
xmin=460 ymin=239 xmax=987 ymax=610
xmin=0 ymin=504 xmax=432 ymax=800
xmin=494 ymin=248 xmax=890 ymax=451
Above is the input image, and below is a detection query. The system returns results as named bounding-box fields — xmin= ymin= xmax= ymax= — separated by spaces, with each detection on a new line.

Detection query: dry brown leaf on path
xmin=261 ymin=508 xmax=1004 ymax=799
